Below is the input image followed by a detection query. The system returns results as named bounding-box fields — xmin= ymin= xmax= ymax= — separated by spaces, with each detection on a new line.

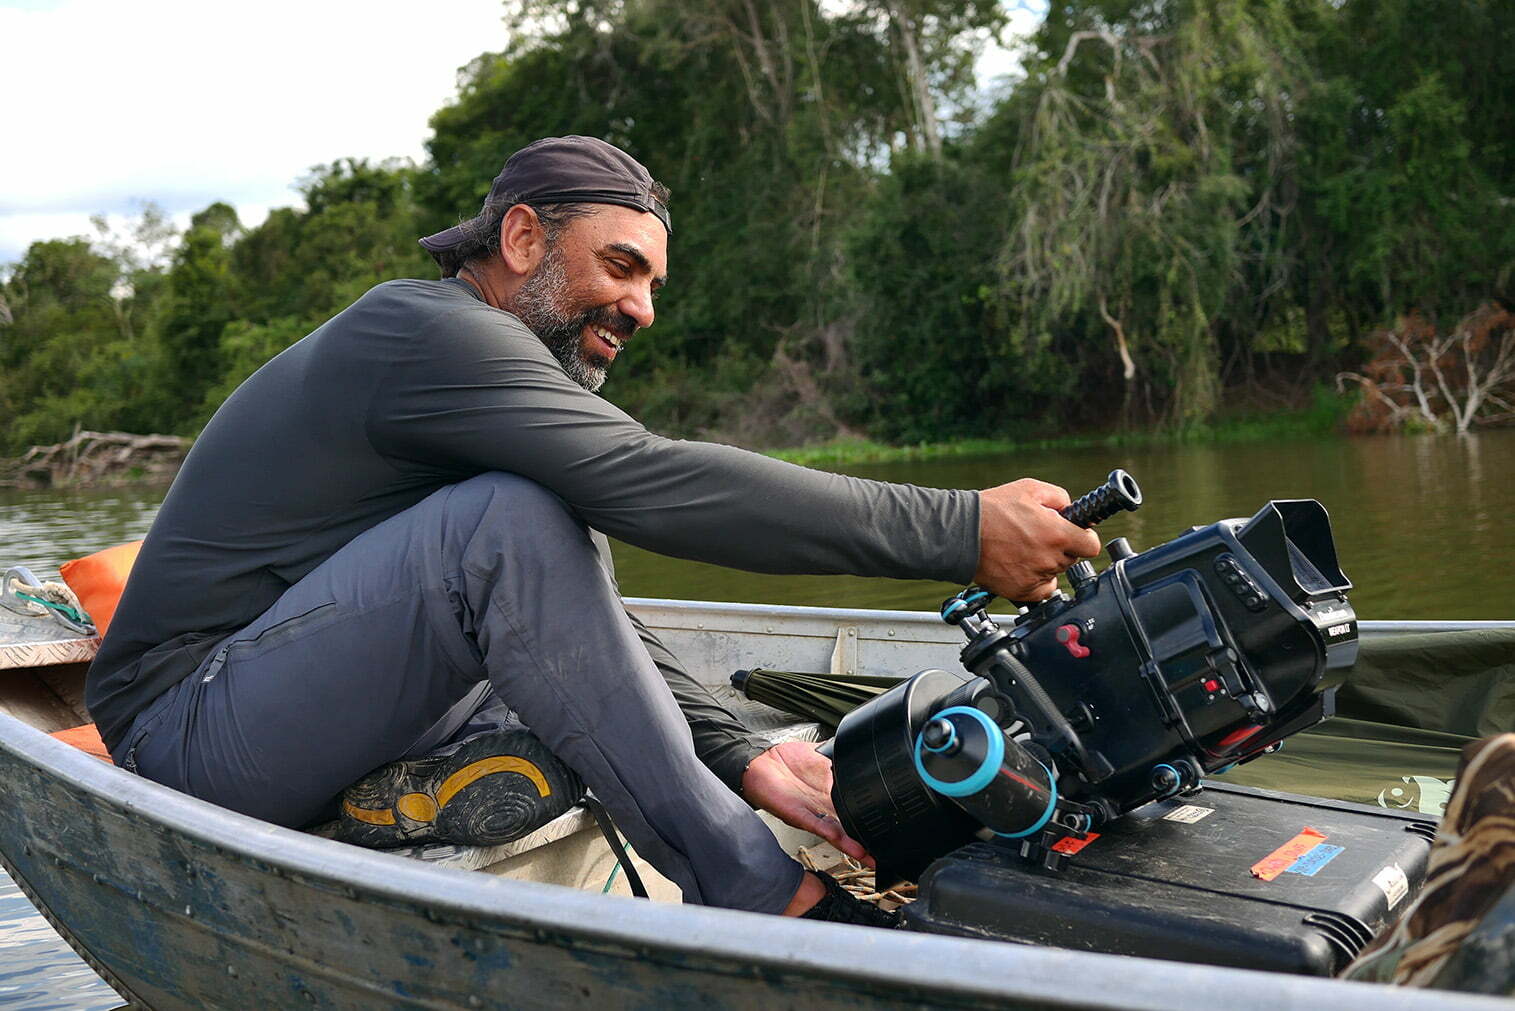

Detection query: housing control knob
xmin=1067 ymin=560 xmax=1097 ymax=590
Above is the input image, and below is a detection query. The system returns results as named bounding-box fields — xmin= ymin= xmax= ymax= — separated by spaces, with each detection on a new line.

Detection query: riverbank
xmin=764 ymin=403 xmax=1349 ymax=468
xmin=1 ymin=431 xmax=188 ymax=491
xmin=3 ymin=395 xmax=1482 ymax=486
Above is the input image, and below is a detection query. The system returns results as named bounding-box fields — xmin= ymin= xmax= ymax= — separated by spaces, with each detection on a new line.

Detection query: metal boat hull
xmin=0 ymin=600 xmax=1507 ymax=1010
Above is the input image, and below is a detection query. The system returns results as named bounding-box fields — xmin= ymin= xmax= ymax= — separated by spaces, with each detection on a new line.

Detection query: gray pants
xmin=122 ymin=473 xmax=803 ymax=912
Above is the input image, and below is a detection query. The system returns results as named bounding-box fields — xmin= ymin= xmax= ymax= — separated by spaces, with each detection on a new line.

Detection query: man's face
xmin=511 ymin=205 xmax=668 ymax=392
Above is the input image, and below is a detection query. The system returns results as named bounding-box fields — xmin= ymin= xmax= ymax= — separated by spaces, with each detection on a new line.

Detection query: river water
xmin=1 ymin=429 xmax=1511 ymax=1006
xmin=6 ymin=430 xmax=1513 ymax=618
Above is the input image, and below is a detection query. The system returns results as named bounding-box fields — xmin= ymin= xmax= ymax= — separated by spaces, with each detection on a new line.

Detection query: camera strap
xmin=584 ymin=794 xmax=649 ymax=899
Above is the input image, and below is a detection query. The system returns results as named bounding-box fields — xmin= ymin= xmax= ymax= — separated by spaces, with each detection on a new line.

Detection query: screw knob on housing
xmin=921 ymin=719 xmax=957 ymax=754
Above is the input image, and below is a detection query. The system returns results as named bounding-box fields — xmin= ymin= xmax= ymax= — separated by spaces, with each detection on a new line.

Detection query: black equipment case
xmin=902 ymin=782 xmax=1437 ymax=976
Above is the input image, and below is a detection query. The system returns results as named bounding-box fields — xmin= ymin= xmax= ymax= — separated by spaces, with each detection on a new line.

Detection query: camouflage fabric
xmin=1341 ymin=733 xmax=1515 ymax=994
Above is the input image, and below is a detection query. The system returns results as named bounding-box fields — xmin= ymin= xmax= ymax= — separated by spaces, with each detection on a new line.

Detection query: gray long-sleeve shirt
xmin=86 ymin=278 xmax=981 ymax=772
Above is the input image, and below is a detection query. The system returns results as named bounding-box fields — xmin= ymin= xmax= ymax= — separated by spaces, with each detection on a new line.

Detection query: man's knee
xmin=438 ymin=473 xmax=595 ymax=572
xmin=445 ymin=472 xmax=582 ymax=533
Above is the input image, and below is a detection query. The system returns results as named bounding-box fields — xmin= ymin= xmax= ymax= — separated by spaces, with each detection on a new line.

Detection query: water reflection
xmin=0 ymin=485 xmax=165 ymax=574
xmin=2 ymin=432 xmax=1511 ymax=618
xmin=607 ymin=430 xmax=1515 ymax=620
xmin=0 ymin=870 xmax=123 ymax=1010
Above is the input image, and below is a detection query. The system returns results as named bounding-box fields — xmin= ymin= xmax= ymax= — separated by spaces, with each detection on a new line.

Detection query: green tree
xmin=421 ymin=0 xmax=996 ymax=443
xmin=155 ymin=220 xmax=237 ymax=425
xmin=1001 ymin=0 xmax=1315 ymax=427
xmin=8 ymin=0 xmax=1514 ymax=454
xmin=232 ymin=159 xmax=431 ymax=325
xmin=0 ymin=238 xmax=166 ymax=451
xmin=87 ymin=200 xmax=179 ymax=346
xmin=1293 ymin=1 xmax=1515 ymax=342
xmin=190 ymin=201 xmax=242 ymax=242
xmin=193 ymin=160 xmax=434 ymax=423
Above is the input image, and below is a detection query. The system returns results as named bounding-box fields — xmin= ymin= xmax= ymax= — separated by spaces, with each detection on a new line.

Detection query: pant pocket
xmin=119 ymin=675 xmax=188 ymax=773
xmin=213 ymin=600 xmax=341 ymax=677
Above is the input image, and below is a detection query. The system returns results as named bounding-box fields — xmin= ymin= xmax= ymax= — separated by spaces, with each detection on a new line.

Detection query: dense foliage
xmin=3 ymin=0 xmax=1511 ymax=456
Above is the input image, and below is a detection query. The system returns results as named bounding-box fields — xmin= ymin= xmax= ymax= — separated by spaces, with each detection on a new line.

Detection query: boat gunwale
xmin=4 ymin=595 xmax=1512 ymax=674
xmin=624 ymin=598 xmax=1515 ymax=635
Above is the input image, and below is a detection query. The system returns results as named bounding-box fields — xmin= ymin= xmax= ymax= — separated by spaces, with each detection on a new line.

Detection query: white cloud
xmin=0 ymin=0 xmax=1052 ymax=266
xmin=0 ymin=211 xmax=97 ymax=254
xmin=977 ymin=1 xmax=1048 ymax=87
xmin=0 ymin=0 xmax=510 ymax=263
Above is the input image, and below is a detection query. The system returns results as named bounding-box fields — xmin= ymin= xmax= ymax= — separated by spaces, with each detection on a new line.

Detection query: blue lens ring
xmin=913 ymin=706 xmax=1058 ymax=838
xmin=913 ymin=706 xmax=1005 ymax=797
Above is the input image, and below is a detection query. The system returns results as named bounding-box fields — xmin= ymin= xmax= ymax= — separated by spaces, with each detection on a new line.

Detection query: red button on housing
xmin=1056 ymin=624 xmax=1091 ymax=658
xmin=1203 ymin=678 xmax=1221 ymax=693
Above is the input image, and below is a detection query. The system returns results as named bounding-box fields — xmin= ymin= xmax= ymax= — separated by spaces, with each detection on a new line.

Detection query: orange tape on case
xmin=1050 ymin=832 xmax=1100 ymax=855
xmin=1250 ymin=827 xmax=1327 ymax=881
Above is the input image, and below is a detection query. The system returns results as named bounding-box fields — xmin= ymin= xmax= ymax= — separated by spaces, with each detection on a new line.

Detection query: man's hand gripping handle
xmin=965 ymin=469 xmax=1142 ymax=610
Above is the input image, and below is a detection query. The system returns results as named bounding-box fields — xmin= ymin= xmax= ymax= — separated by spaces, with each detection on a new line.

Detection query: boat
xmin=1 ymin=594 xmax=1510 ymax=1010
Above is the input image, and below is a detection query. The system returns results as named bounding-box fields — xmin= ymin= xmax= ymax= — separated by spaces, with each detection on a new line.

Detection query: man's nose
xmin=620 ymin=286 xmax=655 ymax=330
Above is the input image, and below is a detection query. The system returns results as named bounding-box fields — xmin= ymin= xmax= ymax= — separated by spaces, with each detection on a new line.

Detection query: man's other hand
xmin=741 ymin=741 xmax=874 ymax=867
xmin=975 ymin=479 xmax=1102 ymax=601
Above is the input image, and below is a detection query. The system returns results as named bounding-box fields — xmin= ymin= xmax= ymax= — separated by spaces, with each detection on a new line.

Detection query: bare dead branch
xmin=1055 ymin=30 xmax=1120 ymax=78
xmin=1098 ymin=294 xmax=1137 ymax=382
xmin=1 ymin=430 xmax=189 ymax=489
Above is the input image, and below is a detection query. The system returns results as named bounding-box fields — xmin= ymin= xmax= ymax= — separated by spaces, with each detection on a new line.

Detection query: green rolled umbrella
xmin=730 ymin=668 xmax=902 ymax=731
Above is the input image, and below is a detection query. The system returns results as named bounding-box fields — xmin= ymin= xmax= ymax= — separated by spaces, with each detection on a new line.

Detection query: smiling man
xmin=86 ymin=137 xmax=1100 ymax=926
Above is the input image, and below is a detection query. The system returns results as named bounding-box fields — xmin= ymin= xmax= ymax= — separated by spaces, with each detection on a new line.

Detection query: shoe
xmin=335 ymin=728 xmax=585 ymax=849
xmin=799 ymin=870 xmax=901 ymax=928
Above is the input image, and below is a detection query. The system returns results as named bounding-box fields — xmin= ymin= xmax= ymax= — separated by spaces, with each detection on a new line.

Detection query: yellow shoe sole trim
xmin=342 ymin=801 xmax=397 ymax=826
xmin=341 ymin=755 xmax=552 ymax=828
xmin=436 ymin=755 xmax=551 ymax=808
xmin=396 ymin=792 xmax=439 ymax=823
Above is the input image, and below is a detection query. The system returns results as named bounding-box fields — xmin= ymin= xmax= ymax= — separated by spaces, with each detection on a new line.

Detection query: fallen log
xmin=2 ymin=430 xmax=189 ymax=489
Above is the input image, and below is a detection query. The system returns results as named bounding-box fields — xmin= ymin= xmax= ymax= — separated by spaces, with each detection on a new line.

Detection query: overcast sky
xmin=0 ymin=0 xmax=513 ymax=265
xmin=0 ymin=0 xmax=1038 ymax=268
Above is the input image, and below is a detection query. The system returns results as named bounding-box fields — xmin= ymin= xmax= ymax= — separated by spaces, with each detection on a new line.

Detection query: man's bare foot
xmin=782 ymin=869 xmax=899 ymax=927
xmin=782 ymin=871 xmax=828 ymax=916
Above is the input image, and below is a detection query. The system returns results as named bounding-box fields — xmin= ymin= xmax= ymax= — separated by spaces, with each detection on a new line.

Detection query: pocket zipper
xmin=201 ymin=645 xmax=231 ymax=684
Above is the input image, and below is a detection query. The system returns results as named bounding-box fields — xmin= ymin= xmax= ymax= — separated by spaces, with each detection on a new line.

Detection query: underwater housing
xmin=827 ymin=473 xmax=1362 ymax=886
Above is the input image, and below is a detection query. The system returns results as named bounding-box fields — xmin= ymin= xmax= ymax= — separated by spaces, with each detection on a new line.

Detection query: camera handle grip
xmin=1060 ymin=469 xmax=1143 ymax=528
xmin=942 ymin=469 xmax=1142 ymax=621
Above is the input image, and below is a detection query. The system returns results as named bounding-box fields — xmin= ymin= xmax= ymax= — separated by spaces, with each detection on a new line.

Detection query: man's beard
xmin=512 ymin=245 xmax=634 ymax=393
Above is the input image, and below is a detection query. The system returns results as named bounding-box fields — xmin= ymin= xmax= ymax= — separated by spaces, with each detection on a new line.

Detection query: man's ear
xmin=498 ymin=204 xmax=546 ymax=277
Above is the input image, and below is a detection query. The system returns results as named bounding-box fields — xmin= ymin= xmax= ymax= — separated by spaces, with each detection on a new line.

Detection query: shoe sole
xmin=338 ymin=730 xmax=583 ymax=849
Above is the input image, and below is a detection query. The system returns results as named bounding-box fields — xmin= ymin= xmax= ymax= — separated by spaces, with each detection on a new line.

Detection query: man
xmin=86 ymin=136 xmax=1100 ymax=923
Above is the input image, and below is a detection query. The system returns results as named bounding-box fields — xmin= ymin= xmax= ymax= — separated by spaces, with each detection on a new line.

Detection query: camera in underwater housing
xmin=828 ymin=484 xmax=1359 ymax=886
